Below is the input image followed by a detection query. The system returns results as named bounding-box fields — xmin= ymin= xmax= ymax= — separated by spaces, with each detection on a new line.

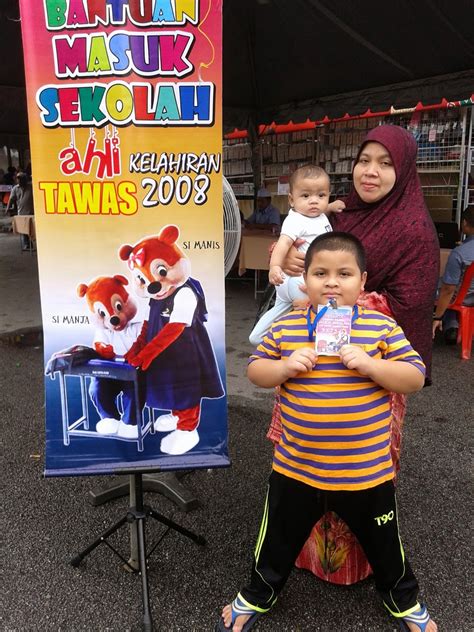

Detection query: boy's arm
xmin=248 ymin=347 xmax=317 ymax=388
xmin=339 ymin=345 xmax=424 ymax=394
xmin=269 ymin=234 xmax=295 ymax=285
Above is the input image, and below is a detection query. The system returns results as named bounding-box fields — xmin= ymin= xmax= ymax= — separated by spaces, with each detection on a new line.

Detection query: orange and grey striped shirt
xmin=250 ymin=307 xmax=425 ymax=491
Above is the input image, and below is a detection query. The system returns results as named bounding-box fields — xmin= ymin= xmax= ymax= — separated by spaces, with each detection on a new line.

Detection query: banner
xmin=19 ymin=0 xmax=228 ymax=476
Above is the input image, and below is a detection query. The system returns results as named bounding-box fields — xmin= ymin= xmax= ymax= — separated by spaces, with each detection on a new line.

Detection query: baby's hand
xmin=284 ymin=347 xmax=318 ymax=378
xmin=328 ymin=199 xmax=346 ymax=213
xmin=269 ymin=265 xmax=285 ymax=286
xmin=339 ymin=344 xmax=372 ymax=376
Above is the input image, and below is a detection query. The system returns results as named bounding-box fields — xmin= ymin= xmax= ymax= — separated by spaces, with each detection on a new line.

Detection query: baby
xmin=249 ymin=164 xmax=344 ymax=346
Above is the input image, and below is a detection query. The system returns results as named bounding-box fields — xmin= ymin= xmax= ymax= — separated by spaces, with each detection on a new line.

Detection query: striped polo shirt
xmin=250 ymin=307 xmax=425 ymax=491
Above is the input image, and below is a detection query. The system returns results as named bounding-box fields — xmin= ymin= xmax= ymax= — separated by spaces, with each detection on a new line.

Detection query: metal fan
xmin=223 ymin=176 xmax=242 ymax=275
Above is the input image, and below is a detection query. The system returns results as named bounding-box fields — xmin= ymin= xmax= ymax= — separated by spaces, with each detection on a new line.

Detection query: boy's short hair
xmin=461 ymin=205 xmax=474 ymax=228
xmin=304 ymin=232 xmax=367 ymax=273
xmin=289 ymin=164 xmax=329 ymax=191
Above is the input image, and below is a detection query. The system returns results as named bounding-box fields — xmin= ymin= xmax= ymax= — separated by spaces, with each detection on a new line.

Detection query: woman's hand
xmin=284 ymin=347 xmax=318 ymax=378
xmin=282 ymin=238 xmax=306 ymax=276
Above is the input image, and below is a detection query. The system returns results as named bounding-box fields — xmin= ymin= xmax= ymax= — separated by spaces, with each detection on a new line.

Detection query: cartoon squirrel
xmin=77 ymin=275 xmax=144 ymax=439
xmin=119 ymin=225 xmax=224 ymax=455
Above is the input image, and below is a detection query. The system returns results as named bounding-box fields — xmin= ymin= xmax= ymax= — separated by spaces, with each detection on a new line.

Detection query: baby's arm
xmin=327 ymin=199 xmax=345 ymax=213
xmin=248 ymin=347 xmax=317 ymax=388
xmin=339 ymin=345 xmax=424 ymax=393
xmin=269 ymin=234 xmax=295 ymax=285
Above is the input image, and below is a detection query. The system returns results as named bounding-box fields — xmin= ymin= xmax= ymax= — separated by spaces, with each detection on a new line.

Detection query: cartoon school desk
xmin=51 ymin=358 xmax=153 ymax=452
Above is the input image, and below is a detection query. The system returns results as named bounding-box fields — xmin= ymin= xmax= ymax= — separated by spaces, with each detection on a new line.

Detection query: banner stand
xmin=70 ymin=472 xmax=206 ymax=631
xmin=88 ymin=472 xmax=198 ymax=512
xmin=19 ymin=2 xmax=226 ymax=623
xmin=89 ymin=472 xmax=199 ymax=572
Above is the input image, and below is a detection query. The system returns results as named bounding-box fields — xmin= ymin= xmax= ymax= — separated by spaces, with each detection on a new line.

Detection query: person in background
xmin=269 ymin=125 xmax=439 ymax=586
xmin=432 ymin=205 xmax=474 ymax=343
xmin=217 ymin=233 xmax=437 ymax=632
xmin=3 ymin=166 xmax=17 ymax=185
xmin=245 ymin=188 xmax=281 ymax=231
xmin=7 ymin=171 xmax=35 ymax=250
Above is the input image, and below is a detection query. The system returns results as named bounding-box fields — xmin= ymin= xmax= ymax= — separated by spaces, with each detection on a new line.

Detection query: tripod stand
xmin=70 ymin=472 xmax=206 ymax=631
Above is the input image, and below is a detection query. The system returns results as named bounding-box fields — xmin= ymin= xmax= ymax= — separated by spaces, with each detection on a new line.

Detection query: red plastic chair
xmin=447 ymin=262 xmax=474 ymax=360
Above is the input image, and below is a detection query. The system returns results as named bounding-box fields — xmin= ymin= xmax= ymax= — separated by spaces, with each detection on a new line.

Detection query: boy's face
xmin=288 ymin=175 xmax=330 ymax=218
xmin=303 ymin=249 xmax=367 ymax=308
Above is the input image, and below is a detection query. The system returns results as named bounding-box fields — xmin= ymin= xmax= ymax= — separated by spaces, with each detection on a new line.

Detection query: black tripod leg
xmin=70 ymin=514 xmax=128 ymax=567
xmin=147 ymin=507 xmax=206 ymax=545
xmin=88 ymin=472 xmax=198 ymax=512
xmin=137 ymin=517 xmax=153 ymax=632
xmin=88 ymin=478 xmax=130 ymax=506
xmin=142 ymin=473 xmax=199 ymax=511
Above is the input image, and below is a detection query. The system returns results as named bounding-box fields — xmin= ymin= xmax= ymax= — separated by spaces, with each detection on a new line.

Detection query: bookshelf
xmin=224 ymin=107 xmax=472 ymax=223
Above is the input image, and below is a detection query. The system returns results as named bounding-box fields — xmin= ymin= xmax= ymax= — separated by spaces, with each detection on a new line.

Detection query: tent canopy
xmin=0 ymin=0 xmax=473 ymax=141
xmin=223 ymin=0 xmax=474 ymax=131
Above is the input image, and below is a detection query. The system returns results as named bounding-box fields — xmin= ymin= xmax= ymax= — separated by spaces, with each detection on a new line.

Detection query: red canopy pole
xmin=224 ymin=96 xmax=474 ymax=139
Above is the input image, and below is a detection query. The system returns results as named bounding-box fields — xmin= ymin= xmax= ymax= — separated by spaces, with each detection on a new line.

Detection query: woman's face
xmin=353 ymin=141 xmax=396 ymax=203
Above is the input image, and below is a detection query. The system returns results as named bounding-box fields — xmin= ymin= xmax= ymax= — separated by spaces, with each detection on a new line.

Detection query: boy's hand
xmin=284 ymin=347 xmax=317 ymax=378
xmin=269 ymin=265 xmax=285 ymax=286
xmin=327 ymin=199 xmax=346 ymax=213
xmin=339 ymin=344 xmax=372 ymax=376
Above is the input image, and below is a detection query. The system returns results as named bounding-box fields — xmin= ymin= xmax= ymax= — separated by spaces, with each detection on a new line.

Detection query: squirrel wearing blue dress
xmin=119 ymin=225 xmax=224 ymax=456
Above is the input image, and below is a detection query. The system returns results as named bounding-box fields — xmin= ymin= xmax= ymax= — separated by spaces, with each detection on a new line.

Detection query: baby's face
xmin=288 ymin=175 xmax=330 ymax=218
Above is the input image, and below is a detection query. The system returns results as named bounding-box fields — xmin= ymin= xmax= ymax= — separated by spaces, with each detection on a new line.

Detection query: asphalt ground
xmin=0 ymin=246 xmax=472 ymax=631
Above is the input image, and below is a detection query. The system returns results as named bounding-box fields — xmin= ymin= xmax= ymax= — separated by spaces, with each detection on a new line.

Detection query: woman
xmin=268 ymin=124 xmax=439 ymax=584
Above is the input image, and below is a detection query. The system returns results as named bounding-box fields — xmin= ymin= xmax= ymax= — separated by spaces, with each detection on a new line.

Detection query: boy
xmin=218 ymin=233 xmax=437 ymax=632
xmin=249 ymin=165 xmax=344 ymax=346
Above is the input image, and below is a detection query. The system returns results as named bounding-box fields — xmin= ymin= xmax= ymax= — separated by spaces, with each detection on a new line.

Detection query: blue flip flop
xmin=399 ymin=604 xmax=431 ymax=631
xmin=215 ymin=594 xmax=263 ymax=631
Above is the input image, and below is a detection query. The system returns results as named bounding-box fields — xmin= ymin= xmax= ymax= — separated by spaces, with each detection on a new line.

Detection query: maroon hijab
xmin=332 ymin=125 xmax=439 ymax=382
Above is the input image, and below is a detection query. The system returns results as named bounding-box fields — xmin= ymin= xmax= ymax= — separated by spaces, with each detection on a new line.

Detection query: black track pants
xmin=240 ymin=471 xmax=419 ymax=617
